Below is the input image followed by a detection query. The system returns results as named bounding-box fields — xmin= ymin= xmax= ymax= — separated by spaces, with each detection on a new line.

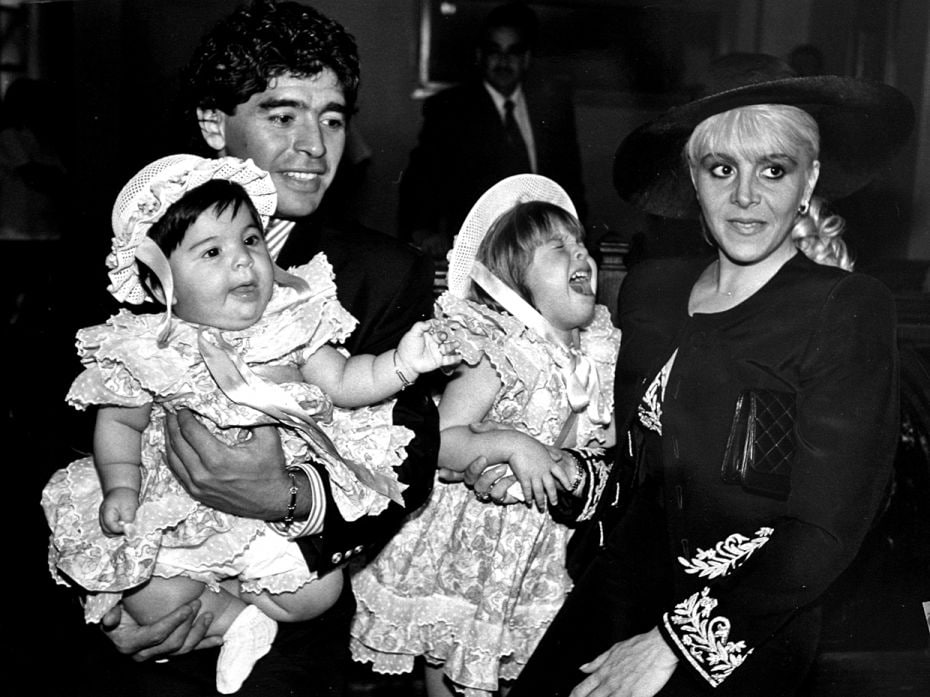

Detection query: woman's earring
xmin=798 ymin=201 xmax=810 ymax=216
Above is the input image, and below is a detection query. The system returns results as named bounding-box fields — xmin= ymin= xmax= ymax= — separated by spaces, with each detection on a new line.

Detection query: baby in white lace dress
xmin=42 ymin=154 xmax=457 ymax=693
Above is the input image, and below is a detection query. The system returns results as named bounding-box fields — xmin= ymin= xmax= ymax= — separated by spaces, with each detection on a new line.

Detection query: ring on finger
xmin=474 ymin=490 xmax=492 ymax=503
xmin=489 ymin=474 xmax=509 ymax=491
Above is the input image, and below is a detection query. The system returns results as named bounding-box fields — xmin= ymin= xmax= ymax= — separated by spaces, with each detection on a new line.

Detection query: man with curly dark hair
xmin=91 ymin=2 xmax=438 ymax=695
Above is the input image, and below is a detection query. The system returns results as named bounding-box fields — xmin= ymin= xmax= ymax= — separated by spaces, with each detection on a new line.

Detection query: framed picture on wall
xmin=414 ymin=0 xmax=738 ymax=101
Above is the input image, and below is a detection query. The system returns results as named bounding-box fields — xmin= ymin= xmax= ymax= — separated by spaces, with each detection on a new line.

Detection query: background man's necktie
xmin=502 ymin=99 xmax=531 ymax=174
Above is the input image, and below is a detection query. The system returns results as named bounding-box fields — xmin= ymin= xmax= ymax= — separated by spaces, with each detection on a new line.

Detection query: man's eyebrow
xmin=256 ymin=98 xmax=348 ymax=113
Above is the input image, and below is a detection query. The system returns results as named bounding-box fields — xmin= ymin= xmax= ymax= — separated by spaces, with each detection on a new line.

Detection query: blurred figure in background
xmin=399 ymin=1 xmax=586 ymax=260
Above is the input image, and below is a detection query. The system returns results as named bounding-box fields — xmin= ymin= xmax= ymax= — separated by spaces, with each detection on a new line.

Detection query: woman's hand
xmin=440 ymin=421 xmax=568 ymax=509
xmin=502 ymin=433 xmax=565 ymax=510
xmin=100 ymin=600 xmax=221 ymax=661
xmin=570 ymin=627 xmax=678 ymax=697
xmin=464 ymin=423 xmax=565 ymax=510
xmin=164 ymin=409 xmax=292 ymax=520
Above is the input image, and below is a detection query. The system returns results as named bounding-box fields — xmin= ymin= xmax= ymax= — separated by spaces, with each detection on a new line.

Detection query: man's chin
xmin=274 ymin=198 xmax=323 ymax=220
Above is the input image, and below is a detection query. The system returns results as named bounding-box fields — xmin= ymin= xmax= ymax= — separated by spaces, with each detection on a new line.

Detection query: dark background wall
xmin=17 ymin=0 xmax=928 ymax=275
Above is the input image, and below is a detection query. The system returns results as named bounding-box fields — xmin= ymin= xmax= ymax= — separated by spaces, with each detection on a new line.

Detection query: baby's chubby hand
xmin=100 ymin=487 xmax=140 ymax=537
xmin=395 ymin=320 xmax=461 ymax=378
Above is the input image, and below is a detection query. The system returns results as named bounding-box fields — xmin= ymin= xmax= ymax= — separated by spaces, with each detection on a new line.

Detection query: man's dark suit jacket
xmin=399 ymin=79 xmax=586 ymax=243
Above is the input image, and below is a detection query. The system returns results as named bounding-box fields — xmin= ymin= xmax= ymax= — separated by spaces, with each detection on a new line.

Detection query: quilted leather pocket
xmin=721 ymin=389 xmax=795 ymax=500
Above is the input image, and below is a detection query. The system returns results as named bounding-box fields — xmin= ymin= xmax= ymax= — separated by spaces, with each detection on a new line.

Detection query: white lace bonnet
xmin=446 ymin=174 xmax=606 ymax=425
xmin=447 ymin=173 xmax=578 ymax=300
xmin=447 ymin=173 xmax=590 ymax=316
xmin=108 ymin=154 xmax=277 ymax=304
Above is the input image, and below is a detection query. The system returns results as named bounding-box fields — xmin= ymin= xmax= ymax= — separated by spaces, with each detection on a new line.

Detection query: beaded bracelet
xmin=282 ymin=468 xmax=300 ymax=526
xmin=565 ymin=451 xmax=585 ymax=495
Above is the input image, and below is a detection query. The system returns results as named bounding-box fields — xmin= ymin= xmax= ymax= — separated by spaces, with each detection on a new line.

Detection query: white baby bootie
xmin=215 ymin=605 xmax=278 ymax=694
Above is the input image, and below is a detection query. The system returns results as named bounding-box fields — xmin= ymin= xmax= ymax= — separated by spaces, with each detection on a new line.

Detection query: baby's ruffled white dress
xmin=43 ymin=254 xmax=411 ymax=621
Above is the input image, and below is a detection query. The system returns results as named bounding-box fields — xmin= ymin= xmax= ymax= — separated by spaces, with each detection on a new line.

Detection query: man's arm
xmin=164 ymin=413 xmax=309 ymax=520
xmin=292 ymin=379 xmax=440 ymax=572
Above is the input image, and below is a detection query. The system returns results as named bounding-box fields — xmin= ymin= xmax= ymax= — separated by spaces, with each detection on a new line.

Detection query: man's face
xmin=478 ymin=26 xmax=531 ymax=96
xmin=200 ymin=70 xmax=347 ymax=220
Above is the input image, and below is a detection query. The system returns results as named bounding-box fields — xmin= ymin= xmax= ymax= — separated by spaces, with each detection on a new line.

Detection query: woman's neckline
xmin=687 ymin=250 xmax=799 ymax=317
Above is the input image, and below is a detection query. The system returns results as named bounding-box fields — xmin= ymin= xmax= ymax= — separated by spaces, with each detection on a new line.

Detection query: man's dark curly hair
xmin=183 ymin=0 xmax=360 ymax=119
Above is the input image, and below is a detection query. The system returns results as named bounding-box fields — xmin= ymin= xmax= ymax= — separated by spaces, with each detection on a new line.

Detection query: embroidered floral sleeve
xmin=662 ymin=587 xmax=751 ymax=687
xmin=573 ymin=446 xmax=612 ymax=521
xmin=659 ymin=527 xmax=773 ymax=687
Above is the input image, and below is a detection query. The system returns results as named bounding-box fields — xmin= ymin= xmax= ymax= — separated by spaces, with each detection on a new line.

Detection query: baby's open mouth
xmin=569 ymin=270 xmax=593 ymax=295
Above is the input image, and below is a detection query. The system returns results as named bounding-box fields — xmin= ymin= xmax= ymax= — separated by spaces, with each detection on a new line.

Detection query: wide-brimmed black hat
xmin=613 ymin=53 xmax=915 ymax=219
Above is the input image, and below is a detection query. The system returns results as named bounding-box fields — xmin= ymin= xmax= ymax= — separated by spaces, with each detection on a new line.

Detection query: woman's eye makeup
xmin=762 ymin=165 xmax=786 ymax=179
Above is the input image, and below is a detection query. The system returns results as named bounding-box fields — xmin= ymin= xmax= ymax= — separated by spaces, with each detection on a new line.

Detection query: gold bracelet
xmin=282 ymin=468 xmax=300 ymax=526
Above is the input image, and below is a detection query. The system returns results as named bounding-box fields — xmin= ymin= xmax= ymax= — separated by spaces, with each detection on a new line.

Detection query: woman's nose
xmin=732 ymin=172 xmax=759 ymax=207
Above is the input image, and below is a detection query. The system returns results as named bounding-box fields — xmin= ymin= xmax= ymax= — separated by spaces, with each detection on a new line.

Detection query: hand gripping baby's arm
xmin=437 ymin=359 xmax=559 ymax=511
xmin=94 ymin=404 xmax=151 ymax=536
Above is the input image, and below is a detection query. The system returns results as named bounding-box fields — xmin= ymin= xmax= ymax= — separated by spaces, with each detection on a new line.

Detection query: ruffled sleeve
xmin=66 ymin=311 xmax=193 ymax=410
xmin=434 ymin=292 xmax=550 ymax=403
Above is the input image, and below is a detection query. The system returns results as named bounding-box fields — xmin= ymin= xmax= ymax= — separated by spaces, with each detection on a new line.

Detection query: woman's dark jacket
xmin=593 ymin=252 xmax=898 ymax=688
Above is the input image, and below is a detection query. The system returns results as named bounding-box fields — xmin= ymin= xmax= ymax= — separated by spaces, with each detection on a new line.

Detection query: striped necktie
xmin=264 ymin=218 xmax=295 ymax=261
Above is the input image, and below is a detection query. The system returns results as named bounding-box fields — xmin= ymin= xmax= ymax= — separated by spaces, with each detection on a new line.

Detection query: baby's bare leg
xmin=123 ymin=576 xmax=246 ymax=638
xmin=239 ymin=568 xmax=344 ymax=622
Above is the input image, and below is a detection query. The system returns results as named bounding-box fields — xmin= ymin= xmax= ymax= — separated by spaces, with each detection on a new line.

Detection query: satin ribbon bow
xmin=561 ymin=346 xmax=610 ymax=425
xmin=197 ymin=329 xmax=405 ymax=509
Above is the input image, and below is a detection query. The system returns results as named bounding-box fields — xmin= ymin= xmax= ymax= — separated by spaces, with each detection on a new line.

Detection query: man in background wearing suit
xmin=399 ymin=0 xmax=586 ymax=258
xmin=93 ymin=2 xmax=438 ymax=695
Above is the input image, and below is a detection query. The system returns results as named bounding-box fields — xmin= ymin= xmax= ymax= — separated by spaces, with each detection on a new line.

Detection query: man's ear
xmin=197 ymin=108 xmax=228 ymax=154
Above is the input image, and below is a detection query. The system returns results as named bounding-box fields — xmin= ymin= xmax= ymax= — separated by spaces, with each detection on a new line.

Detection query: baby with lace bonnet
xmin=350 ymin=174 xmax=619 ymax=697
xmin=41 ymin=154 xmax=457 ymax=693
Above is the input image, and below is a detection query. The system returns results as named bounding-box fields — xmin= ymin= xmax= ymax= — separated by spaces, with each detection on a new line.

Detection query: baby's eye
xmin=709 ymin=163 xmax=733 ymax=177
xmin=244 ymin=233 xmax=263 ymax=246
xmin=202 ymin=247 xmax=220 ymax=259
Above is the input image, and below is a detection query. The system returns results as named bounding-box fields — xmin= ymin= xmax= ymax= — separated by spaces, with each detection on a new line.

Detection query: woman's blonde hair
xmin=686 ymin=104 xmax=852 ymax=270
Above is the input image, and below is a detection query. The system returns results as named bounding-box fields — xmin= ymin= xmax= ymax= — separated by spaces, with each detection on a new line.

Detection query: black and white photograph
xmin=6 ymin=1 xmax=928 ymax=695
